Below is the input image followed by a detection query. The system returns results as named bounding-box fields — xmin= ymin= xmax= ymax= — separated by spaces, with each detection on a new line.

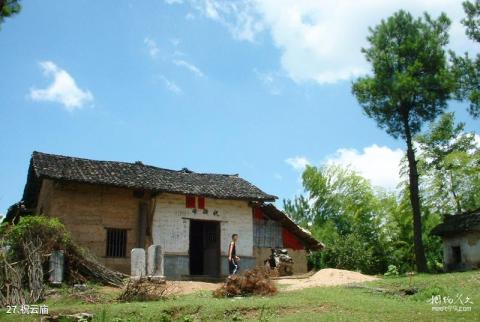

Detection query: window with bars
xmin=106 ymin=228 xmax=127 ymax=257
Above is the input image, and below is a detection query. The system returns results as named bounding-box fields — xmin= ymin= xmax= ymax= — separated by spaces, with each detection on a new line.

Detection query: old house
xmin=432 ymin=208 xmax=480 ymax=271
xmin=18 ymin=151 xmax=322 ymax=279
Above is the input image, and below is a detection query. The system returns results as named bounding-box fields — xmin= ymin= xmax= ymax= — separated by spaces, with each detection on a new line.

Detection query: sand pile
xmin=166 ymin=281 xmax=221 ymax=295
xmin=277 ymin=268 xmax=377 ymax=290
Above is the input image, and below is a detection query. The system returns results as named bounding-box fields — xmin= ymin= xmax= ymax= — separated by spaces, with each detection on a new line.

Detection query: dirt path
xmin=161 ymin=269 xmax=377 ymax=295
xmin=277 ymin=268 xmax=378 ymax=291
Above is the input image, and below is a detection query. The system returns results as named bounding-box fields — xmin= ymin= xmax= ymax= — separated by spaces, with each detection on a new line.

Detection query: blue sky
xmin=0 ymin=0 xmax=478 ymax=216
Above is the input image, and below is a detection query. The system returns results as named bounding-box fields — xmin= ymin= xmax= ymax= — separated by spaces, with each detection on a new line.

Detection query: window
xmin=253 ymin=217 xmax=283 ymax=248
xmin=197 ymin=197 xmax=205 ymax=209
xmin=106 ymin=228 xmax=127 ymax=257
xmin=186 ymin=195 xmax=196 ymax=208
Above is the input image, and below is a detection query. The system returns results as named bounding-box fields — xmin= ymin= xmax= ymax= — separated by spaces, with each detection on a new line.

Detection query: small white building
xmin=432 ymin=209 xmax=480 ymax=272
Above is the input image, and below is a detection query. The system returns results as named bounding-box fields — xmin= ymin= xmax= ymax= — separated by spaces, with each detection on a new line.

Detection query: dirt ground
xmin=276 ymin=268 xmax=378 ymax=291
xmin=164 ymin=281 xmax=222 ymax=295
xmin=163 ymin=268 xmax=377 ymax=295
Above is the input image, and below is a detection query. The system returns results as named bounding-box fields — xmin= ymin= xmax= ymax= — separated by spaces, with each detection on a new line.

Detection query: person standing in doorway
xmin=228 ymin=234 xmax=240 ymax=276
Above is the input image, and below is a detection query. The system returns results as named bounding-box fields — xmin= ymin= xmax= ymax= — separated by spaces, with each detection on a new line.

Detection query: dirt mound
xmin=277 ymin=268 xmax=377 ymax=290
xmin=166 ymin=281 xmax=220 ymax=295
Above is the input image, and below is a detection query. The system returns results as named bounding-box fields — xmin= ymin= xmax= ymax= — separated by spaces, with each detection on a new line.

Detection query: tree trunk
xmin=403 ymin=113 xmax=428 ymax=273
xmin=448 ymin=171 xmax=463 ymax=213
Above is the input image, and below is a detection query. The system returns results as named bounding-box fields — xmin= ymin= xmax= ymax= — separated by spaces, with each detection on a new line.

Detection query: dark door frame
xmin=188 ymin=219 xmax=221 ymax=276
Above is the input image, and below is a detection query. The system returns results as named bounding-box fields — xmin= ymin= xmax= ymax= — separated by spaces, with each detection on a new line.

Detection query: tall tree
xmin=416 ymin=113 xmax=480 ymax=214
xmin=451 ymin=0 xmax=480 ymax=118
xmin=0 ymin=0 xmax=21 ymax=29
xmin=463 ymin=0 xmax=480 ymax=41
xmin=352 ymin=11 xmax=454 ymax=272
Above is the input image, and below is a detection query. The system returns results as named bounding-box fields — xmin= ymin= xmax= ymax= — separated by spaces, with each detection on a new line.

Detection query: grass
xmin=1 ymin=271 xmax=479 ymax=321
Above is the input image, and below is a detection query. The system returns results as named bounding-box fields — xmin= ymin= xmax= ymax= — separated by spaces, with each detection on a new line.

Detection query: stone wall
xmin=442 ymin=232 xmax=480 ymax=271
xmin=164 ymin=254 xmax=190 ymax=279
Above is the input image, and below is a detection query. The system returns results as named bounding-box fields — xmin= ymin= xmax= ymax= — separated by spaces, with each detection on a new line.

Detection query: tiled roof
xmin=431 ymin=208 xmax=480 ymax=236
xmin=23 ymin=151 xmax=276 ymax=203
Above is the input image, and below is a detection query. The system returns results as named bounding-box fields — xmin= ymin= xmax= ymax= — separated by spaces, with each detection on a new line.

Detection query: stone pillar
xmin=49 ymin=250 xmax=64 ymax=285
xmin=147 ymin=245 xmax=164 ymax=277
xmin=131 ymin=248 xmax=146 ymax=277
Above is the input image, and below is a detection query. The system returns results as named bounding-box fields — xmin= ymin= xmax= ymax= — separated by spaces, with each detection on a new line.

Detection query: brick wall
xmin=36 ymin=181 xmax=256 ymax=275
xmin=36 ymin=179 xmax=141 ymax=273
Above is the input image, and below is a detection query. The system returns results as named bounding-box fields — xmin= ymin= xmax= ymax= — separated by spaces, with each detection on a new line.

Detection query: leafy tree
xmin=463 ymin=0 xmax=480 ymax=41
xmin=284 ymin=165 xmax=392 ymax=274
xmin=300 ymin=165 xmax=382 ymax=239
xmin=285 ymin=161 xmax=454 ymax=274
xmin=416 ymin=113 xmax=480 ymax=214
xmin=393 ymin=113 xmax=478 ymax=272
xmin=0 ymin=0 xmax=21 ymax=29
xmin=451 ymin=0 xmax=480 ymax=118
xmin=320 ymin=233 xmax=376 ymax=274
xmin=283 ymin=195 xmax=313 ymax=228
xmin=352 ymin=11 xmax=455 ymax=272
xmin=382 ymin=192 xmax=415 ymax=273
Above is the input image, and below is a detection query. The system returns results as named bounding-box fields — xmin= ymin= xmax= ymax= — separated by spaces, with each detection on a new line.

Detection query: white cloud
xmin=165 ymin=0 xmax=183 ymax=4
xmin=285 ymin=156 xmax=310 ymax=171
xmin=144 ymin=37 xmax=160 ymax=58
xmin=159 ymin=75 xmax=182 ymax=94
xmin=29 ymin=61 xmax=93 ymax=111
xmin=254 ymin=69 xmax=281 ymax=95
xmin=325 ymin=144 xmax=404 ymax=190
xmin=171 ymin=0 xmax=478 ymax=84
xmin=274 ymin=173 xmax=283 ymax=180
xmin=170 ymin=38 xmax=181 ymax=47
xmin=167 ymin=0 xmax=264 ymax=41
xmin=173 ymin=59 xmax=205 ymax=77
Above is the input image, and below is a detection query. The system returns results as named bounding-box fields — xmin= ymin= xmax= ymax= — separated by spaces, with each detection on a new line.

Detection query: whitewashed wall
xmin=443 ymin=233 xmax=480 ymax=267
xmin=152 ymin=193 xmax=253 ymax=256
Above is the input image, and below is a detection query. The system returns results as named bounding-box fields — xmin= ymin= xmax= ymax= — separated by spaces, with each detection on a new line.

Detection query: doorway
xmin=189 ymin=220 xmax=220 ymax=276
xmin=452 ymin=246 xmax=462 ymax=265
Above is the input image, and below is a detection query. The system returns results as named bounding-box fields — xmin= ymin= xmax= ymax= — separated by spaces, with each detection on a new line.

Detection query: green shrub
xmin=2 ymin=215 xmax=73 ymax=261
xmin=314 ymin=233 xmax=378 ymax=274
xmin=1 ymin=215 xmax=125 ymax=288
xmin=384 ymin=265 xmax=400 ymax=277
xmin=412 ymin=283 xmax=447 ymax=302
xmin=307 ymin=251 xmax=324 ymax=270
